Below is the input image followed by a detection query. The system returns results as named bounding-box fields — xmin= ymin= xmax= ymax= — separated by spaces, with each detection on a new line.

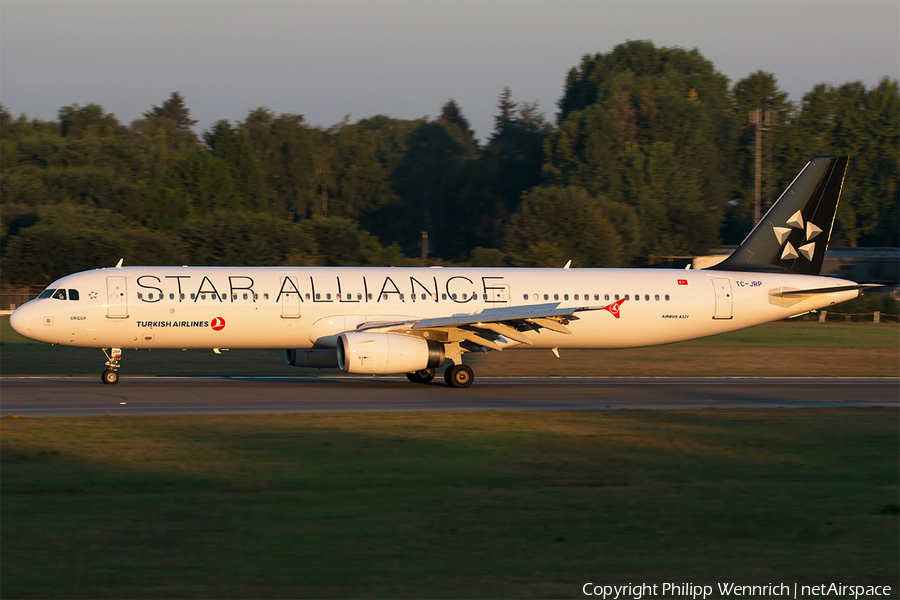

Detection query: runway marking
xmin=3 ymin=376 xmax=897 ymax=382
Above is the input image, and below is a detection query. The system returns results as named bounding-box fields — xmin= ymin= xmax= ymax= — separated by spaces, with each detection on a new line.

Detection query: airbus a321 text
xmin=9 ymin=157 xmax=874 ymax=387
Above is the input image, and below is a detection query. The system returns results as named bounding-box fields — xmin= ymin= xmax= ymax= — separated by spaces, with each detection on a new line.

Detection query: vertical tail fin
xmin=710 ymin=156 xmax=848 ymax=275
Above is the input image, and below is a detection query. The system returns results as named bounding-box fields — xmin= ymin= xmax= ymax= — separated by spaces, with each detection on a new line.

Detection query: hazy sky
xmin=2 ymin=1 xmax=898 ymax=141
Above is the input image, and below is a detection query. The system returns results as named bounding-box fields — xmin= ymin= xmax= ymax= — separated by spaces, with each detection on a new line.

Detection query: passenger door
xmin=106 ymin=276 xmax=128 ymax=318
xmin=711 ymin=277 xmax=733 ymax=319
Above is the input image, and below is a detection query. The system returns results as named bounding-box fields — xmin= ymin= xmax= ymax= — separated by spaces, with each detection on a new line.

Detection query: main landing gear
xmin=101 ymin=348 xmax=122 ymax=385
xmin=407 ymin=368 xmax=435 ymax=384
xmin=406 ymin=364 xmax=474 ymax=388
xmin=444 ymin=364 xmax=474 ymax=388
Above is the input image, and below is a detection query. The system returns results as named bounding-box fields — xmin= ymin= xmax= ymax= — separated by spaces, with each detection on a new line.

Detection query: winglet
xmin=563 ymin=260 xmax=572 ymax=270
xmin=115 ymin=258 xmax=124 ymax=269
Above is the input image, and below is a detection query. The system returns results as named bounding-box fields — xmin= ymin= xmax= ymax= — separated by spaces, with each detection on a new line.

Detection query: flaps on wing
xmin=356 ymin=302 xmax=600 ymax=352
xmin=410 ymin=302 xmax=599 ymax=330
xmin=769 ymin=284 xmax=880 ymax=297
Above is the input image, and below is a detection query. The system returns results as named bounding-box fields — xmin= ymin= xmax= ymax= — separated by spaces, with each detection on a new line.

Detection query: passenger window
xmin=243 ymin=293 xmax=248 ymax=300
xmin=264 ymin=293 xmax=269 ymax=300
xmin=253 ymin=293 xmax=258 ymax=301
xmin=523 ymin=294 xmax=528 ymax=300
xmin=68 ymin=289 xmax=79 ymax=301
xmin=483 ymin=294 xmax=488 ymax=300
xmin=554 ymin=294 xmax=559 ymax=301
xmin=625 ymin=295 xmax=630 ymax=300
xmin=383 ymin=294 xmax=389 ymax=300
xmin=604 ymin=294 xmax=609 ymax=301
xmin=411 ymin=294 xmax=416 ymax=302
xmin=452 ymin=294 xmax=457 ymax=300
xmin=137 ymin=292 xmax=143 ymax=300
xmin=655 ymin=294 xmax=660 ymax=301
xmin=442 ymin=293 xmax=447 ymax=300
xmin=421 ymin=294 xmax=426 ymax=300
xmin=533 ymin=294 xmax=538 ymax=301
xmin=635 ymin=294 xmax=639 ymax=301
xmin=38 ymin=289 xmax=56 ymax=299
xmin=326 ymin=293 xmax=332 ymax=300
xmin=462 ymin=293 xmax=467 ymax=300
xmin=645 ymin=295 xmax=650 ymax=301
xmin=367 ymin=294 xmax=373 ymax=300
xmin=180 ymin=293 xmax=185 ymax=300
xmin=614 ymin=294 xmax=620 ymax=300
xmin=316 ymin=293 xmax=321 ymax=300
xmin=169 ymin=293 xmax=175 ymax=300
xmin=201 ymin=294 xmax=207 ymax=300
xmin=358 ymin=293 xmax=363 ymax=300
xmin=564 ymin=294 xmax=569 ymax=301
xmin=399 ymin=294 xmax=404 ymax=300
xmin=305 ymin=293 xmax=311 ymax=300
xmin=191 ymin=294 xmax=196 ymax=300
xmin=665 ymin=294 xmax=670 ymax=301
xmin=544 ymin=294 xmax=549 ymax=300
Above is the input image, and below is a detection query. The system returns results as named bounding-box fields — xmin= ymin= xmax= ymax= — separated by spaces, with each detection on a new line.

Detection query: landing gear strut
xmin=101 ymin=348 xmax=122 ymax=385
xmin=407 ymin=368 xmax=435 ymax=384
xmin=444 ymin=364 xmax=474 ymax=388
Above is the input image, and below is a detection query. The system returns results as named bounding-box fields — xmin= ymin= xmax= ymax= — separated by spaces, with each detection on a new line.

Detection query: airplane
xmin=8 ymin=156 xmax=875 ymax=388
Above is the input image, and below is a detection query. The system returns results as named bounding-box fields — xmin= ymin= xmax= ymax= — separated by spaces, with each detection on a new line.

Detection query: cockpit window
xmin=68 ymin=289 xmax=80 ymax=301
xmin=38 ymin=288 xmax=57 ymax=299
xmin=52 ymin=289 xmax=67 ymax=300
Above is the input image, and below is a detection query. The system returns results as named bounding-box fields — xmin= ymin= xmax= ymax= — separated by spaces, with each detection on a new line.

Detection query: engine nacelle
xmin=336 ymin=332 xmax=445 ymax=374
xmin=284 ymin=348 xmax=339 ymax=368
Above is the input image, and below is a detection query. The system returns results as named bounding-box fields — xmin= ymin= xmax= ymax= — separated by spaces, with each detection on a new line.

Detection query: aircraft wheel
xmin=407 ymin=368 xmax=435 ymax=384
xmin=444 ymin=364 xmax=474 ymax=388
xmin=101 ymin=369 xmax=119 ymax=385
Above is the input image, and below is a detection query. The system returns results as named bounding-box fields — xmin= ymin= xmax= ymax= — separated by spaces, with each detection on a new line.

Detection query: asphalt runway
xmin=1 ymin=376 xmax=897 ymax=417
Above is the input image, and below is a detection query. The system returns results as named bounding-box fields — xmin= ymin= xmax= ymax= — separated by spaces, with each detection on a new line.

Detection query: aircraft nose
xmin=9 ymin=303 xmax=33 ymax=337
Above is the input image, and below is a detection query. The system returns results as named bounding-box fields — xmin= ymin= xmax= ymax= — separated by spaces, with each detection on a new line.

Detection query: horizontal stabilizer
xmin=769 ymin=284 xmax=880 ymax=297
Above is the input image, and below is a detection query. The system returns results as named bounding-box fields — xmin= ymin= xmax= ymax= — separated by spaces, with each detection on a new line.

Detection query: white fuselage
xmin=9 ymin=266 xmax=859 ymax=351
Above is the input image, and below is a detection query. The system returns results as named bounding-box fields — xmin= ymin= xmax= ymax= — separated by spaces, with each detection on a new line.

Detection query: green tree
xmin=142 ymin=91 xmax=198 ymax=130
xmin=504 ymin=186 xmax=632 ymax=268
xmin=543 ymin=41 xmax=734 ymax=260
xmin=180 ymin=210 xmax=316 ymax=266
xmin=148 ymin=152 xmax=239 ymax=230
xmin=789 ymin=78 xmax=899 ymax=246
xmin=2 ymin=204 xmax=183 ymax=285
xmin=204 ymin=120 xmax=268 ymax=212
xmin=385 ymin=122 xmax=470 ymax=258
xmin=132 ymin=92 xmax=201 ymax=178
xmin=440 ymin=99 xmax=479 ymax=153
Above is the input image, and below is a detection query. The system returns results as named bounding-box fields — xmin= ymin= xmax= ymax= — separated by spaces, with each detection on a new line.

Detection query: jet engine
xmin=336 ymin=332 xmax=445 ymax=374
xmin=284 ymin=348 xmax=339 ymax=368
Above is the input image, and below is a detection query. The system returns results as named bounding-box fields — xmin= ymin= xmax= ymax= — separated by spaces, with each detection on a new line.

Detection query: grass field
xmin=2 ymin=316 xmax=898 ymax=377
xmin=2 ymin=409 xmax=897 ymax=598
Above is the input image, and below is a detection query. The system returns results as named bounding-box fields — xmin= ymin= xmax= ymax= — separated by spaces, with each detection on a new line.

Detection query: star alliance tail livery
xmin=10 ymin=156 xmax=871 ymax=387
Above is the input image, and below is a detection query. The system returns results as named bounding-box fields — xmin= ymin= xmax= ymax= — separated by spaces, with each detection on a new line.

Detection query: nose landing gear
xmin=101 ymin=348 xmax=122 ymax=385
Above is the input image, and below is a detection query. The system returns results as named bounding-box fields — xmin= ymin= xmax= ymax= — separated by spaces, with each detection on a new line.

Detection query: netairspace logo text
xmin=582 ymin=582 xmax=893 ymax=599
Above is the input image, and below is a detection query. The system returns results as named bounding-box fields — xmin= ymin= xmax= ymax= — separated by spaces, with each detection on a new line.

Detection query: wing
xmin=356 ymin=302 xmax=602 ymax=352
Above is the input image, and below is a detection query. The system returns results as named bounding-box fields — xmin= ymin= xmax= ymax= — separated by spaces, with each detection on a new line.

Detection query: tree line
xmin=2 ymin=41 xmax=897 ymax=286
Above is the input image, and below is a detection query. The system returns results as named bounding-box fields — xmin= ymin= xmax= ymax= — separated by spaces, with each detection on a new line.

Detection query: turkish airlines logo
xmin=601 ymin=298 xmax=627 ymax=319
xmin=210 ymin=317 xmax=226 ymax=331
xmin=677 ymin=279 xmax=688 ymax=285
